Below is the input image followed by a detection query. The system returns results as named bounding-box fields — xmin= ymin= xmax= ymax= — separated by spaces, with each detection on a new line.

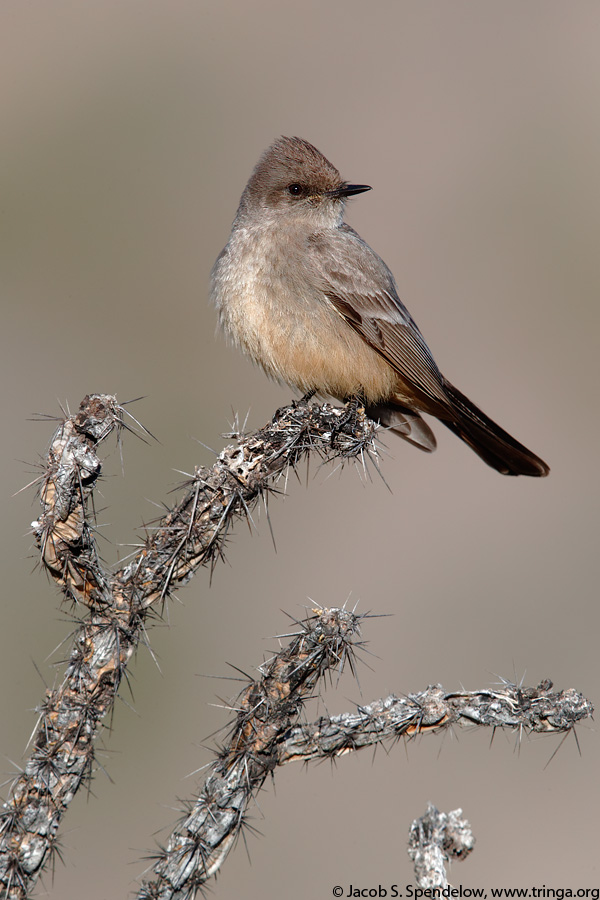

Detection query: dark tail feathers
xmin=441 ymin=379 xmax=549 ymax=477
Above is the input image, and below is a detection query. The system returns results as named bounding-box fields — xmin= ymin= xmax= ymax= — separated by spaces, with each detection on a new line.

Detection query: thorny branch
xmin=0 ymin=393 xmax=593 ymax=899
xmin=138 ymin=670 xmax=588 ymax=900
xmin=408 ymin=804 xmax=475 ymax=889
xmin=0 ymin=392 xmax=379 ymax=899
xmin=137 ymin=605 xmax=363 ymax=899
xmin=273 ymin=679 xmax=591 ymax=763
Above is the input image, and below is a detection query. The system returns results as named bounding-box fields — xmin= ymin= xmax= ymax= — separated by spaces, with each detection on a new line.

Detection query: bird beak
xmin=325 ymin=183 xmax=372 ymax=199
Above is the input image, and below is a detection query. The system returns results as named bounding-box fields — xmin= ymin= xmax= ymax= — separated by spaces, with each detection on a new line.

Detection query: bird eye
xmin=287 ymin=183 xmax=303 ymax=196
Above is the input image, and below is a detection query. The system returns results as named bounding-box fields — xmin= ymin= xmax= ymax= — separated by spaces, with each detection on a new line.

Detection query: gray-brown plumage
xmin=211 ymin=136 xmax=549 ymax=476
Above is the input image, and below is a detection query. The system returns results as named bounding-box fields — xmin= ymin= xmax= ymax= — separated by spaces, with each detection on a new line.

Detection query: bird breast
xmin=211 ymin=224 xmax=397 ymax=402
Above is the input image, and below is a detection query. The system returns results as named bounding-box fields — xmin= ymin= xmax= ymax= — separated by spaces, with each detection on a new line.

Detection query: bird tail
xmin=366 ymin=403 xmax=437 ymax=452
xmin=441 ymin=379 xmax=549 ymax=477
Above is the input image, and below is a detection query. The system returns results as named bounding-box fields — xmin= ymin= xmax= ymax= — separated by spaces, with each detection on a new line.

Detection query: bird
xmin=211 ymin=136 xmax=549 ymax=477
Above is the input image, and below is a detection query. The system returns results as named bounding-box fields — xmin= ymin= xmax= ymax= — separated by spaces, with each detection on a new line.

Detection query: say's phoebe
xmin=211 ymin=136 xmax=549 ymax=477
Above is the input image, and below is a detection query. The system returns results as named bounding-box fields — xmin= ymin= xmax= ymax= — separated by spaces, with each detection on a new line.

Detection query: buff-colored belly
xmin=221 ymin=277 xmax=397 ymax=403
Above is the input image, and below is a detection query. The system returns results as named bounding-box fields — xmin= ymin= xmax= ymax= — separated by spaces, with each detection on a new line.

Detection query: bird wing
xmin=307 ymin=224 xmax=448 ymax=405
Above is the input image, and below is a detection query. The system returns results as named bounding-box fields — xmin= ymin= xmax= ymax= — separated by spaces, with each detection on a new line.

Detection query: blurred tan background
xmin=1 ymin=1 xmax=599 ymax=896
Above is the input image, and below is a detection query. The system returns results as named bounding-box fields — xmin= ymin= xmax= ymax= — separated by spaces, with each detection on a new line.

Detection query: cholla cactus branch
xmin=275 ymin=680 xmax=592 ymax=764
xmin=138 ymin=674 xmax=590 ymax=898
xmin=408 ymin=804 xmax=475 ymax=888
xmin=114 ymin=396 xmax=378 ymax=607
xmin=0 ymin=395 xmax=593 ymax=900
xmin=0 ymin=394 xmax=378 ymax=899
xmin=32 ymin=393 xmax=122 ymax=604
xmin=137 ymin=606 xmax=361 ymax=899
